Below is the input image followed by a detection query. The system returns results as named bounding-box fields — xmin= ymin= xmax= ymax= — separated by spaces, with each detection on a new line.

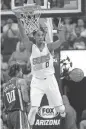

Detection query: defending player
xmin=3 ymin=64 xmax=30 ymax=129
xmin=14 ymin=7 xmax=66 ymax=128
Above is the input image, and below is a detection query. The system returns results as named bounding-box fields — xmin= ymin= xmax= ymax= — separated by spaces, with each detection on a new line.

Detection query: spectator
xmin=74 ymin=26 xmax=81 ymax=38
xmin=64 ymin=18 xmax=76 ymax=40
xmin=77 ymin=18 xmax=86 ymax=38
xmin=3 ymin=19 xmax=19 ymax=39
xmin=70 ymin=26 xmax=86 ymax=49
xmin=8 ymin=41 xmax=31 ymax=74
xmin=64 ymin=17 xmax=72 ymax=32
xmin=60 ymin=17 xmax=74 ymax=49
xmin=73 ymin=38 xmax=86 ymax=50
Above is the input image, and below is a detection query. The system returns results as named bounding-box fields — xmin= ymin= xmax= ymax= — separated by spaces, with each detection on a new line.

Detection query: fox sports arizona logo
xmin=38 ymin=106 xmax=59 ymax=118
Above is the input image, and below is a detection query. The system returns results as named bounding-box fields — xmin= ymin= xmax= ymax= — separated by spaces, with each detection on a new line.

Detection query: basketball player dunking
xmin=17 ymin=14 xmax=66 ymax=128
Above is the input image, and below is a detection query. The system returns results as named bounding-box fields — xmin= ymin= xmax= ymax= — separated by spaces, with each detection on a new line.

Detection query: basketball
xmin=69 ymin=68 xmax=84 ymax=82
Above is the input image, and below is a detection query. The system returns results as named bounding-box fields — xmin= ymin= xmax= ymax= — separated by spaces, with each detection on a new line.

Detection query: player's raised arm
xmin=47 ymin=27 xmax=66 ymax=51
xmin=17 ymin=18 xmax=32 ymax=52
xmin=13 ymin=9 xmax=32 ymax=52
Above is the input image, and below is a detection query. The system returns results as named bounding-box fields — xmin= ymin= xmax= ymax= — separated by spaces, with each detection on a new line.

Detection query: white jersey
xmin=30 ymin=43 xmax=55 ymax=78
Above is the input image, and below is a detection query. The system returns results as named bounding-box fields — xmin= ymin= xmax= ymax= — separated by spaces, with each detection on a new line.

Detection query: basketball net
xmin=13 ymin=5 xmax=41 ymax=36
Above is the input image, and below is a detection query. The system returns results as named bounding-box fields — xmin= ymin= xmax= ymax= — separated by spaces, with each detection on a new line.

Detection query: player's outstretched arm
xmin=17 ymin=18 xmax=32 ymax=52
xmin=47 ymin=27 xmax=66 ymax=51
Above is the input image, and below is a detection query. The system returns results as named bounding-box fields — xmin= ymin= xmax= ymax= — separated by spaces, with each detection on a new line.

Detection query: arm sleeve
xmin=19 ymin=79 xmax=29 ymax=103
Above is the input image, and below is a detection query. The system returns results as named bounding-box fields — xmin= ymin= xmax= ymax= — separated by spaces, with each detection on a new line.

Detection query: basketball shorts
xmin=7 ymin=110 xmax=29 ymax=129
xmin=30 ymin=74 xmax=63 ymax=107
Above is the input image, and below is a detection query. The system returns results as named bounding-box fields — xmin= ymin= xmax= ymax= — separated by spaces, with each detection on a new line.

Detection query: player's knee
xmin=58 ymin=105 xmax=66 ymax=117
xmin=59 ymin=105 xmax=65 ymax=113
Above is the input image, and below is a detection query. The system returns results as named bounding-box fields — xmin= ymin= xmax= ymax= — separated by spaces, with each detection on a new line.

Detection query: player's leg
xmin=7 ymin=111 xmax=20 ymax=129
xmin=11 ymin=110 xmax=28 ymax=129
xmin=28 ymin=86 xmax=44 ymax=126
xmin=46 ymin=74 xmax=66 ymax=116
xmin=18 ymin=111 xmax=30 ymax=129
xmin=7 ymin=112 xmax=13 ymax=129
xmin=12 ymin=111 xmax=21 ymax=129
xmin=28 ymin=106 xmax=38 ymax=128
xmin=28 ymin=77 xmax=45 ymax=127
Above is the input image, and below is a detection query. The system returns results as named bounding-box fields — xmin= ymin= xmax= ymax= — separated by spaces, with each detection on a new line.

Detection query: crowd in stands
xmin=1 ymin=17 xmax=86 ymax=51
xmin=1 ymin=14 xmax=86 ymax=129
xmin=53 ymin=17 xmax=86 ymax=49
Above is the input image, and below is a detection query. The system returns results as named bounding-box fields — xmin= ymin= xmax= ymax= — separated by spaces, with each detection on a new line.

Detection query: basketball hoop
xmin=13 ymin=5 xmax=41 ymax=36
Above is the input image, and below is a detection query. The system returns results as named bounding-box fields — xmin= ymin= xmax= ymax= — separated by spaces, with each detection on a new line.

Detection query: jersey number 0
xmin=46 ymin=61 xmax=49 ymax=68
xmin=6 ymin=90 xmax=16 ymax=103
